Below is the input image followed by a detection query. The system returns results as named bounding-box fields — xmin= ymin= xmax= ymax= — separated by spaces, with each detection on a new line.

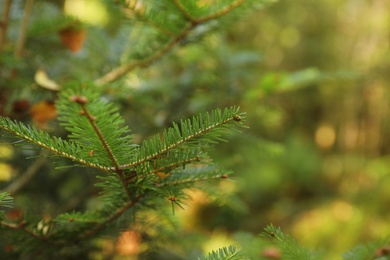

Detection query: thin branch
xmin=172 ymin=0 xmax=196 ymax=22
xmin=128 ymin=155 xmax=201 ymax=182
xmin=0 ymin=220 xmax=56 ymax=245
xmin=0 ymin=118 xmax=113 ymax=172
xmin=73 ymin=97 xmax=132 ymax=198
xmin=155 ymin=172 xmax=229 ymax=187
xmin=193 ymin=0 xmax=245 ymax=24
xmin=130 ymin=9 xmax=175 ymax=37
xmin=14 ymin=0 xmax=34 ymax=58
xmin=117 ymin=115 xmax=239 ymax=170
xmin=0 ymin=0 xmax=12 ymax=53
xmin=76 ymin=195 xmax=143 ymax=241
xmin=3 ymin=150 xmax=48 ymax=195
xmin=78 ymin=100 xmax=120 ymax=170
xmin=94 ymin=23 xmax=194 ymax=86
xmin=95 ymin=0 xmax=245 ymax=85
xmin=173 ymin=0 xmax=245 ymax=24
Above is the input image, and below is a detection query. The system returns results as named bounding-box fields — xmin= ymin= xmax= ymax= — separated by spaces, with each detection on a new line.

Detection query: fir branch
xmin=200 ymin=245 xmax=247 ymax=260
xmin=118 ymin=107 xmax=245 ymax=170
xmin=261 ymin=224 xmax=317 ymax=260
xmin=156 ymin=166 xmax=231 ymax=187
xmin=0 ymin=220 xmax=56 ymax=245
xmin=69 ymin=95 xmax=132 ymax=198
xmin=193 ymin=0 xmax=245 ymax=24
xmin=71 ymin=96 xmax=120 ymax=170
xmin=151 ymin=154 xmax=202 ymax=175
xmin=0 ymin=192 xmax=13 ymax=209
xmin=57 ymin=84 xmax=137 ymax=167
xmin=95 ymin=0 xmax=248 ymax=85
xmin=172 ymin=0 xmax=196 ymax=23
xmin=76 ymin=194 xmax=143 ymax=241
xmin=95 ymin=22 xmax=193 ymax=85
xmin=126 ymin=5 xmax=176 ymax=37
xmin=343 ymin=238 xmax=390 ymax=260
xmin=0 ymin=116 xmax=111 ymax=172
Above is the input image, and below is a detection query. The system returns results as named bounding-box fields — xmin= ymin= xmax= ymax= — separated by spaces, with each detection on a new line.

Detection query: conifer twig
xmin=94 ymin=23 xmax=193 ymax=85
xmin=192 ymin=0 xmax=245 ymax=24
xmin=172 ymin=0 xmax=196 ymax=23
xmin=76 ymin=194 xmax=143 ymax=240
xmin=72 ymin=96 xmax=132 ymax=199
xmin=0 ymin=116 xmax=113 ymax=172
xmin=3 ymin=151 xmax=48 ymax=195
xmin=128 ymin=7 xmax=175 ymax=36
xmin=0 ymin=221 xmax=55 ymax=245
xmin=117 ymin=113 xmax=241 ymax=170
xmin=95 ymin=0 xmax=245 ymax=85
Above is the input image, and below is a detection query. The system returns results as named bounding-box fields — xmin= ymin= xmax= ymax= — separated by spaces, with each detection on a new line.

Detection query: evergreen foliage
xmin=0 ymin=192 xmax=13 ymax=220
xmin=200 ymin=245 xmax=246 ymax=260
xmin=0 ymin=82 xmax=246 ymax=256
xmin=1 ymin=0 xmax=390 ymax=259
xmin=260 ymin=224 xmax=322 ymax=260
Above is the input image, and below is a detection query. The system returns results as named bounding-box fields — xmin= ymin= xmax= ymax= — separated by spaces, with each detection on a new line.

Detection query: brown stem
xmin=95 ymin=0 xmax=245 ymax=85
xmin=0 ymin=0 xmax=12 ymax=53
xmin=77 ymin=195 xmax=143 ymax=240
xmin=0 ymin=220 xmax=55 ymax=245
xmin=116 ymin=115 xmax=238 ymax=170
xmin=78 ymin=101 xmax=132 ymax=198
xmin=14 ymin=0 xmax=34 ymax=58
xmin=95 ymin=23 xmax=193 ymax=86
xmin=3 ymin=151 xmax=48 ymax=195
xmin=172 ymin=0 xmax=196 ymax=22
xmin=193 ymin=0 xmax=245 ymax=24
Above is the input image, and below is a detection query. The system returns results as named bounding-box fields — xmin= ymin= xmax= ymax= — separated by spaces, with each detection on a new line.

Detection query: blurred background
xmin=1 ymin=0 xmax=390 ymax=258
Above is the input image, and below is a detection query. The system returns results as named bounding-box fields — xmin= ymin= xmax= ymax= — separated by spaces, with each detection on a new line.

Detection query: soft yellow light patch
xmin=315 ymin=124 xmax=336 ymax=149
xmin=0 ymin=143 xmax=14 ymax=159
xmin=280 ymin=26 xmax=300 ymax=48
xmin=202 ymin=229 xmax=235 ymax=256
xmin=0 ymin=163 xmax=13 ymax=181
xmin=64 ymin=0 xmax=108 ymax=26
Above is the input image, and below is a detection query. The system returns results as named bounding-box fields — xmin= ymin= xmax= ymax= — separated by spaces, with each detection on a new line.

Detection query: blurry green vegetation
xmin=1 ymin=0 xmax=390 ymax=259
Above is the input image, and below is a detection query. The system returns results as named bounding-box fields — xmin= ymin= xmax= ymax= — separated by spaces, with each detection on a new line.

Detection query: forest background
xmin=1 ymin=0 xmax=390 ymax=259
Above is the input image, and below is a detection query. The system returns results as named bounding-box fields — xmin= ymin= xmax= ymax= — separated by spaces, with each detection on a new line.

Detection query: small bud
xmin=78 ymin=96 xmax=88 ymax=104
xmin=69 ymin=95 xmax=88 ymax=104
xmin=233 ymin=115 xmax=242 ymax=121
xmin=221 ymin=174 xmax=228 ymax=179
xmin=89 ymin=150 xmax=94 ymax=156
xmin=69 ymin=95 xmax=80 ymax=102
xmin=168 ymin=196 xmax=177 ymax=202
xmin=79 ymin=110 xmax=86 ymax=115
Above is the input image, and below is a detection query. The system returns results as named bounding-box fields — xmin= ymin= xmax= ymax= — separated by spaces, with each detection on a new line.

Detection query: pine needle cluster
xmin=0 ymin=81 xmax=246 ymax=256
